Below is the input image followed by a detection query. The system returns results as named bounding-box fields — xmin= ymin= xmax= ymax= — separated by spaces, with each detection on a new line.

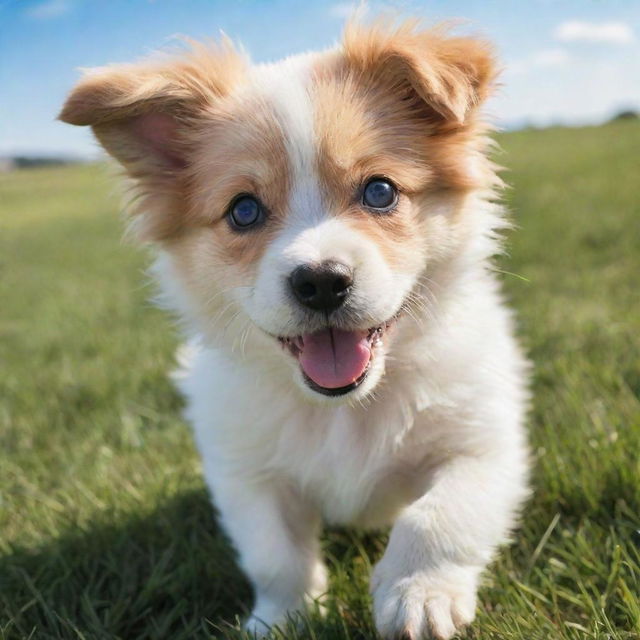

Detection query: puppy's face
xmin=60 ymin=22 xmax=496 ymax=402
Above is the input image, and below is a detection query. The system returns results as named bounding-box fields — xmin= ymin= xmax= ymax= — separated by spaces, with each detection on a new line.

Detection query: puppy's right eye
xmin=228 ymin=195 xmax=264 ymax=230
xmin=362 ymin=178 xmax=398 ymax=212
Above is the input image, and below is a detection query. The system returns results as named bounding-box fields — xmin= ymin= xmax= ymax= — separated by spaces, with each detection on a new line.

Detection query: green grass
xmin=1 ymin=120 xmax=639 ymax=640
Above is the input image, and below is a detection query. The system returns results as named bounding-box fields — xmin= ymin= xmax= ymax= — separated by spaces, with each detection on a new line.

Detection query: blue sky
xmin=1 ymin=0 xmax=639 ymax=158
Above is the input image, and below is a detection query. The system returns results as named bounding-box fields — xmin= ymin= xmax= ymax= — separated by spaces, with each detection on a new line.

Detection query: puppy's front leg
xmin=371 ymin=454 xmax=528 ymax=640
xmin=212 ymin=477 xmax=327 ymax=636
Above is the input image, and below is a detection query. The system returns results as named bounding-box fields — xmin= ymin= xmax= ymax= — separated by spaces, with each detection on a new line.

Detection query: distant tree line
xmin=0 ymin=156 xmax=84 ymax=172
xmin=611 ymin=110 xmax=639 ymax=121
xmin=11 ymin=156 xmax=77 ymax=168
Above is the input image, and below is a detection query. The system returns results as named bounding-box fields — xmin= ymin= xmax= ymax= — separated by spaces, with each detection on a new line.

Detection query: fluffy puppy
xmin=60 ymin=18 xmax=530 ymax=639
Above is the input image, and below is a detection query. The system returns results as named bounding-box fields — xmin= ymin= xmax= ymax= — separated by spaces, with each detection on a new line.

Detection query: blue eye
xmin=362 ymin=179 xmax=397 ymax=211
xmin=228 ymin=196 xmax=263 ymax=229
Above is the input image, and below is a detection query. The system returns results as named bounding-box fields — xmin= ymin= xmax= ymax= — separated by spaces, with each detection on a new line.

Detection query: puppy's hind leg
xmin=211 ymin=476 xmax=327 ymax=637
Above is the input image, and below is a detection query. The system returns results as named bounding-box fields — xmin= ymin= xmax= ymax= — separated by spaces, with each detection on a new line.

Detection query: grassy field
xmin=1 ymin=120 xmax=639 ymax=640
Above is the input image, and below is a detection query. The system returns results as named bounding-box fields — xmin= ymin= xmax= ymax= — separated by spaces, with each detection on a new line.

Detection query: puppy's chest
xmin=271 ymin=408 xmax=431 ymax=526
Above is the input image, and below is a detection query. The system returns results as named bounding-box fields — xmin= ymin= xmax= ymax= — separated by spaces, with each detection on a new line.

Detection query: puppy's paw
xmin=371 ymin=564 xmax=478 ymax=639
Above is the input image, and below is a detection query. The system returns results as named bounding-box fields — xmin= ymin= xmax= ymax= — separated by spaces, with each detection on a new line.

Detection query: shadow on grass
xmin=0 ymin=489 xmax=382 ymax=640
xmin=0 ymin=489 xmax=251 ymax=639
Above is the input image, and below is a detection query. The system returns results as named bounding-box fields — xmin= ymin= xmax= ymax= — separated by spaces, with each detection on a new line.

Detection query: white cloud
xmin=554 ymin=20 xmax=635 ymax=45
xmin=507 ymin=48 xmax=570 ymax=76
xmin=25 ymin=0 xmax=72 ymax=20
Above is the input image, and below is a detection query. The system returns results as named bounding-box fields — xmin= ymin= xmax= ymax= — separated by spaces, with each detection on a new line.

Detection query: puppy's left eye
xmin=228 ymin=195 xmax=264 ymax=230
xmin=362 ymin=178 xmax=397 ymax=211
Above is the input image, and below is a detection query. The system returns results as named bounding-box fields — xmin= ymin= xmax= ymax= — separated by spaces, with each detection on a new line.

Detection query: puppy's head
xmin=60 ymin=21 xmax=497 ymax=402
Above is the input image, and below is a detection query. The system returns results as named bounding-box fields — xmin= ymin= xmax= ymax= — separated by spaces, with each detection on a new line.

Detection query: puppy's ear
xmin=343 ymin=20 xmax=497 ymax=126
xmin=59 ymin=40 xmax=245 ymax=176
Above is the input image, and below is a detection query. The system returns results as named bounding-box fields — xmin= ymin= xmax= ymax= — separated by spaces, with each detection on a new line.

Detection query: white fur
xmin=153 ymin=53 xmax=529 ymax=640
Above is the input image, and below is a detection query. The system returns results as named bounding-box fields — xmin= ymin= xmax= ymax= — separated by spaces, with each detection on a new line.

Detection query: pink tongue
xmin=299 ymin=328 xmax=371 ymax=389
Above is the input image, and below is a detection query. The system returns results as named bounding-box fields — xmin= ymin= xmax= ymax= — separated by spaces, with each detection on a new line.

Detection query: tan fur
xmin=183 ymin=94 xmax=291 ymax=269
xmin=59 ymin=38 xmax=248 ymax=242
xmin=342 ymin=19 xmax=496 ymax=125
xmin=340 ymin=20 xmax=499 ymax=192
xmin=310 ymin=21 xmax=498 ymax=268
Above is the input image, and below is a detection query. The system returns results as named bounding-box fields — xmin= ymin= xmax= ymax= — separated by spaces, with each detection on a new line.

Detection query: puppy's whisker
xmin=239 ymin=322 xmax=253 ymax=358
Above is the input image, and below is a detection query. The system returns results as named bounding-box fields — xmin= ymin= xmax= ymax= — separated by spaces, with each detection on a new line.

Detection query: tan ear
xmin=59 ymin=39 xmax=246 ymax=175
xmin=343 ymin=20 xmax=497 ymax=126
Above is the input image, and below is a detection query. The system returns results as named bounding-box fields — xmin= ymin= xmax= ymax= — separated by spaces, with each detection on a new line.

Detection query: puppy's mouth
xmin=278 ymin=318 xmax=396 ymax=396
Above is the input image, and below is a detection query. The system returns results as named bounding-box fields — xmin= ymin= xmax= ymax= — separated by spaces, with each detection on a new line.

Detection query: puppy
xmin=60 ymin=18 xmax=530 ymax=639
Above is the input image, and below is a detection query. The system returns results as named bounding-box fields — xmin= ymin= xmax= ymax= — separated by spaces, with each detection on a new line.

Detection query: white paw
xmin=371 ymin=564 xmax=478 ymax=639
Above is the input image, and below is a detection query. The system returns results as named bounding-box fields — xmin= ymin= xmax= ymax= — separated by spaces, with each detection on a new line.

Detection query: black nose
xmin=289 ymin=261 xmax=354 ymax=312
